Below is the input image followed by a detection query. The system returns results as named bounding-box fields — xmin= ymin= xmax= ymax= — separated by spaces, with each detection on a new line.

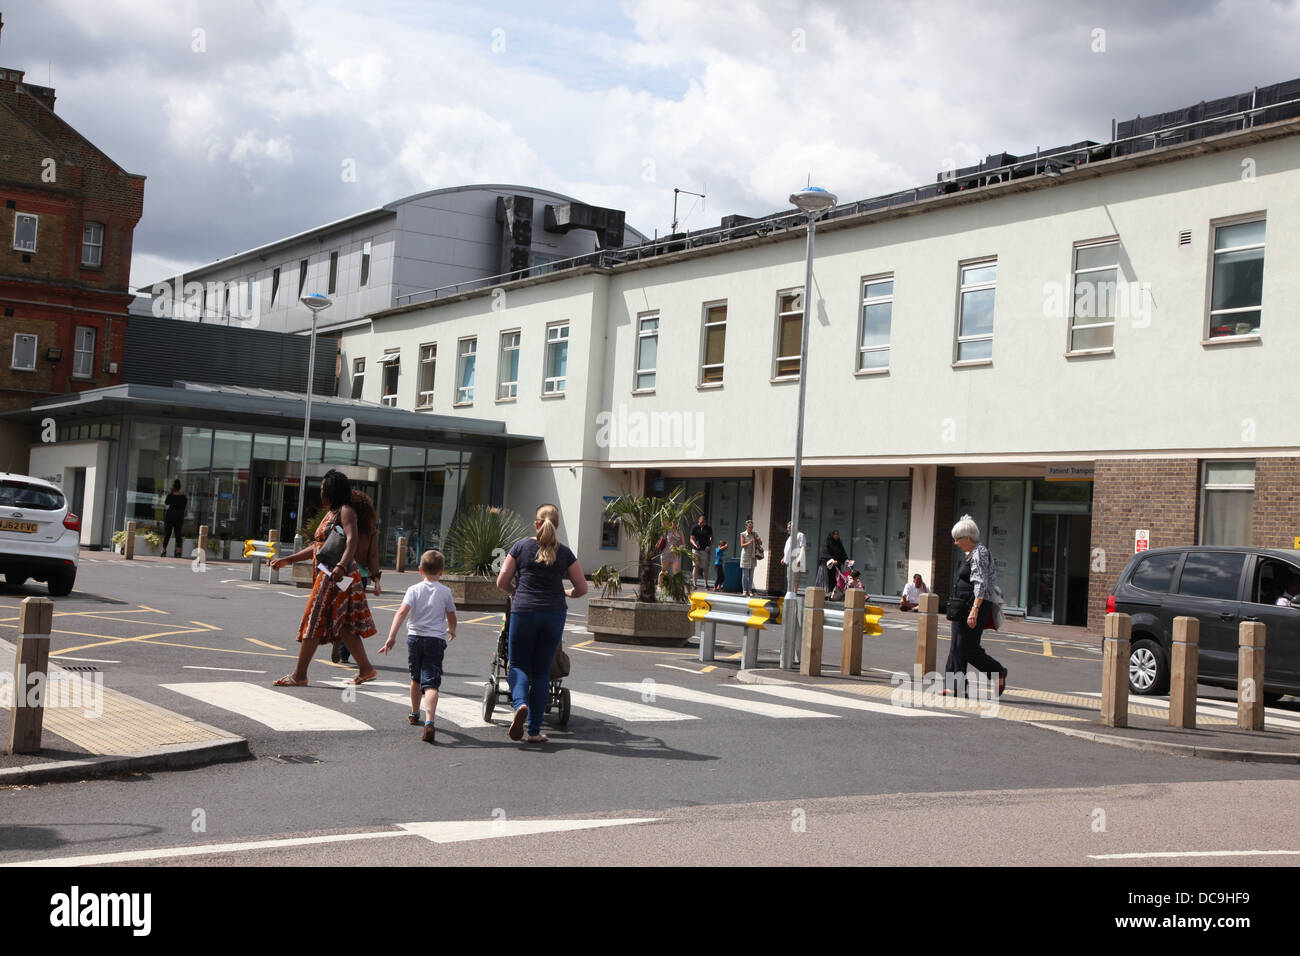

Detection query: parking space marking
xmin=246 ymin=638 xmax=282 ymax=650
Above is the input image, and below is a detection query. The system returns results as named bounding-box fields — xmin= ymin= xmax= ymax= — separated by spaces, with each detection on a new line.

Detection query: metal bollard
xmin=841 ymin=587 xmax=864 ymax=676
xmin=267 ymin=530 xmax=281 ymax=584
xmin=916 ymin=593 xmax=939 ymax=677
xmin=800 ymin=587 xmax=825 ymax=677
xmin=1238 ymin=621 xmax=1266 ymax=731
xmin=1169 ymin=616 xmax=1199 ymax=729
xmin=6 ymin=596 xmax=53 ymax=755
xmin=697 ymin=619 xmax=718 ymax=663
xmin=1102 ymin=612 xmax=1131 ymax=728
xmin=124 ymin=519 xmax=136 ymax=560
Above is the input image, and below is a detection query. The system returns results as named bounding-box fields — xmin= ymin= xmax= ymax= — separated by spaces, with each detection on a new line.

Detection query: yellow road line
xmin=50 ymin=627 xmax=212 ymax=655
xmin=246 ymin=638 xmax=282 ymax=649
xmin=700 ymin=665 xmax=716 ymax=673
xmin=189 ymin=620 xmax=222 ymax=630
xmin=573 ymin=640 xmax=595 ymax=648
xmin=726 ymin=651 xmax=743 ymax=660
xmin=1042 ymin=641 xmax=1054 ymax=657
xmin=462 ymin=614 xmax=500 ymax=625
xmin=136 ymin=605 xmax=167 ymax=614
xmin=0 ymin=622 xmax=152 ymax=642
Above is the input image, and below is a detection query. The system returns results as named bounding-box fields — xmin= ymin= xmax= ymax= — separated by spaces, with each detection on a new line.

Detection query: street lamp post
xmin=781 ymin=187 xmax=837 ymax=669
xmin=295 ymin=293 xmax=333 ymax=549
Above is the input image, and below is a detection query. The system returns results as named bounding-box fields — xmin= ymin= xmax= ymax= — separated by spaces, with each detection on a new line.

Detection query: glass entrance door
xmin=1027 ymin=514 xmax=1059 ymax=621
xmin=1026 ymin=513 xmax=1092 ymax=625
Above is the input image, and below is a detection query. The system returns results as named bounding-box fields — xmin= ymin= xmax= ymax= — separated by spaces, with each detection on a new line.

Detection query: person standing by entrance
xmin=495 ymin=503 xmax=587 ymax=744
xmin=946 ymin=515 xmax=1007 ymax=697
xmin=690 ymin=514 xmax=713 ymax=590
xmin=162 ymin=480 xmax=186 ymax=558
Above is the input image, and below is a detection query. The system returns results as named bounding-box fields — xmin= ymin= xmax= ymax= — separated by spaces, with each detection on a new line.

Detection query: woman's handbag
xmin=317 ymin=521 xmax=347 ymax=568
xmin=550 ymin=646 xmax=571 ymax=680
xmin=755 ymin=542 xmax=765 ymax=561
xmin=945 ymin=594 xmax=972 ymax=621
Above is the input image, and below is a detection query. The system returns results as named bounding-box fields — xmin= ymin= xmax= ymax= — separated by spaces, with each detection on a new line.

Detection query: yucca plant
xmin=445 ymin=505 xmax=530 ymax=577
xmin=591 ymin=564 xmax=624 ymax=599
xmin=603 ymin=488 xmax=702 ymax=603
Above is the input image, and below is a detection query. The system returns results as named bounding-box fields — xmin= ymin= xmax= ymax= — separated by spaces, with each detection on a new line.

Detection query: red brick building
xmin=0 ymin=14 xmax=145 ymax=470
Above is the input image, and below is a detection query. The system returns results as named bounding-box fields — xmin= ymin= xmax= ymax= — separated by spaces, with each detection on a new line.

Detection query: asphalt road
xmin=1 ymin=557 xmax=1298 ymax=868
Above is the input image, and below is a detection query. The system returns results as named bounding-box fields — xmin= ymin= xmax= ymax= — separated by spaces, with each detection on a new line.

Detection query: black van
xmin=1109 ymin=546 xmax=1299 ymax=701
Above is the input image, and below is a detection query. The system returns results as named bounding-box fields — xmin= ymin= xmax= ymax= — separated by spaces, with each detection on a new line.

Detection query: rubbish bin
xmin=723 ymin=558 xmax=742 ymax=592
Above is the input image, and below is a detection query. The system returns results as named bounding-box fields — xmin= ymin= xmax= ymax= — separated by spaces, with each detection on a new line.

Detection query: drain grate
xmin=266 ymin=754 xmax=321 ymax=765
xmin=58 ymin=665 xmax=100 ymax=672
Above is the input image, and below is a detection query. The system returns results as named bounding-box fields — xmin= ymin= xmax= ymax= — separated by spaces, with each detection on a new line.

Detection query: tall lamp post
xmin=295 ymin=292 xmax=333 ymax=549
xmin=781 ymin=186 xmax=837 ymax=669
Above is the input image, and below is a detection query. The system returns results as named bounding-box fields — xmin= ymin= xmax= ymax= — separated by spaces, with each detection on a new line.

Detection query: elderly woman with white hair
xmin=945 ymin=514 xmax=1007 ymax=697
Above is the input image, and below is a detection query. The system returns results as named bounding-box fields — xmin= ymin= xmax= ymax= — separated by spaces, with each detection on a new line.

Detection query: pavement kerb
xmin=0 ymin=738 xmax=252 ymax=786
xmin=736 ymin=667 xmax=1300 ymax=765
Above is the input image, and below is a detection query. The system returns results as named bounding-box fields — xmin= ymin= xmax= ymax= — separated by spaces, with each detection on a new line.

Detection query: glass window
xmin=635 ymin=314 xmax=658 ymax=390
xmin=328 ymin=251 xmax=339 ymax=294
xmin=957 ymin=261 xmax=996 ymax=361
xmin=322 ymin=439 xmax=355 ymax=464
xmin=1251 ymin=558 xmax=1300 ymax=606
xmin=73 ymin=326 xmax=95 ymax=377
xmin=13 ymin=213 xmax=37 ymax=252
xmin=423 ymin=449 xmax=460 ymax=552
xmin=209 ymin=430 xmax=252 ymax=538
xmin=383 ymin=446 xmax=425 ymax=566
xmin=81 ymin=222 xmax=103 ymax=266
xmin=1200 ymin=460 xmax=1254 ymax=545
xmin=124 ymin=423 xmax=172 ymax=526
xmin=298 ymin=258 xmax=309 ymax=297
xmin=1208 ymin=219 xmax=1265 ymax=338
xmin=418 ymin=344 xmax=437 ymax=407
xmin=360 ymin=240 xmax=371 ymax=287
xmin=774 ymin=290 xmax=803 ymax=377
xmin=544 ymin=323 xmax=568 ymax=394
xmin=356 ymin=442 xmax=390 ymax=469
xmin=858 ymin=277 xmax=893 ymax=371
xmin=497 ymin=332 xmax=518 ymax=400
xmin=457 ymin=338 xmax=477 ymax=404
xmin=1070 ymin=241 xmax=1118 ymax=351
xmin=271 ymin=267 xmax=280 ymax=306
xmin=700 ymin=303 xmax=726 ymax=384
xmin=12 ymin=333 xmax=36 ymax=371
xmin=1131 ymin=551 xmax=1181 ymax=593
xmin=381 ymin=350 xmax=399 ymax=407
xmin=350 ymin=357 xmax=365 ymax=400
xmin=1177 ymin=552 xmax=1246 ymax=601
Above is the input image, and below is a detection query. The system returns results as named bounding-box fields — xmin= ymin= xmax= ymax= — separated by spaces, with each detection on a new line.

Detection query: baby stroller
xmin=826 ymin=559 xmax=866 ymax=602
xmin=481 ymin=597 xmax=571 ymax=727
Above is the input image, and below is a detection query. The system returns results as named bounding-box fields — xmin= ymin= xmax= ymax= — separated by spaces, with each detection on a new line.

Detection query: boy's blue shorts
xmin=407 ymin=635 xmax=447 ymax=691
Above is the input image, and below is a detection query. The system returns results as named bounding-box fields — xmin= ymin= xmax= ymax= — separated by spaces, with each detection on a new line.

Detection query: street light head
xmin=789 ymin=187 xmax=838 ymax=216
xmin=300 ymin=292 xmax=333 ymax=313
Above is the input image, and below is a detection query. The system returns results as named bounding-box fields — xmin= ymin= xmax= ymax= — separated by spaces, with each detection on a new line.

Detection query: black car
xmin=1109 ymin=546 xmax=1298 ymax=702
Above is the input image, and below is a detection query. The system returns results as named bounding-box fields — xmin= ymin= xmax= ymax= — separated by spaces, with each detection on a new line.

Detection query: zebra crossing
xmin=158 ymin=675 xmax=969 ymax=735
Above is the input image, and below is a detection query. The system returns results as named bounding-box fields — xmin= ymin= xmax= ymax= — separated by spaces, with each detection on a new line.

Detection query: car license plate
xmin=0 ymin=519 xmax=38 ymax=533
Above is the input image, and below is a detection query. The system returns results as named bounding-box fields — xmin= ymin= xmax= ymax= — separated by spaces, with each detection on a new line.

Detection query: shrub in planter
xmin=445 ymin=506 xmax=530 ymax=577
xmin=602 ymin=488 xmax=702 ymax=604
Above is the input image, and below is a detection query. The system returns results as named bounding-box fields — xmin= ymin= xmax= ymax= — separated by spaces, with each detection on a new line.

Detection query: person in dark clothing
xmin=689 ymin=515 xmax=713 ymax=590
xmin=819 ymin=530 xmax=848 ymax=595
xmin=945 ymin=514 xmax=1007 ymax=698
xmin=162 ymin=480 xmax=187 ymax=558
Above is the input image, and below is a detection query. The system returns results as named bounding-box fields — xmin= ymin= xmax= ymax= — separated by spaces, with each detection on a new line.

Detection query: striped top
xmin=967 ymin=544 xmax=997 ymax=600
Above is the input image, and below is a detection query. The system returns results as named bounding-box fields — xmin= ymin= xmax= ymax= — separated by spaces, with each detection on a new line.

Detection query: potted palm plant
xmin=442 ymin=505 xmax=529 ymax=610
xmin=586 ymin=488 xmax=701 ymax=646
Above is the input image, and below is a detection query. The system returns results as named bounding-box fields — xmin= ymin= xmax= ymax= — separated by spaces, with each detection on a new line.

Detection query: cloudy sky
xmin=5 ymin=0 xmax=1299 ymax=288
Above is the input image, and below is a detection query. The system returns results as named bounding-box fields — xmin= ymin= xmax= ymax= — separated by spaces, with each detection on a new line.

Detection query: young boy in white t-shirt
xmin=379 ymin=549 xmax=457 ymax=744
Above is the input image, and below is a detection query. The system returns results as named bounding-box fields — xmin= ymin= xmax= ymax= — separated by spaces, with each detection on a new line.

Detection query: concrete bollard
xmin=1169 ymin=616 xmax=1199 ymax=729
xmin=800 ymin=586 xmax=825 ymax=677
xmin=396 ymin=536 xmax=407 ymax=573
xmin=1102 ymin=612 xmax=1131 ymax=728
xmin=840 ymin=587 xmax=865 ymax=676
xmin=916 ymin=593 xmax=939 ymax=677
xmin=1238 ymin=621 xmax=1266 ymax=731
xmin=6 ymin=596 xmax=54 ymax=755
xmin=267 ymin=529 xmax=281 ymax=585
xmin=123 ymin=519 xmax=136 ymax=560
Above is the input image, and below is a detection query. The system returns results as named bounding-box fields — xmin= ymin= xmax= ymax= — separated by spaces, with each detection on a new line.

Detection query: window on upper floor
xmin=858 ymin=276 xmax=893 ymax=372
xmin=380 ymin=350 xmax=400 ymax=407
xmin=956 ymin=260 xmax=996 ymax=362
xmin=298 ymin=258 xmax=309 ymax=297
xmin=350 ymin=357 xmax=365 ymax=400
xmin=11 ymin=333 xmax=36 ymax=371
xmin=271 ymin=267 xmax=281 ymax=306
xmin=73 ymin=326 xmax=95 ymax=378
xmin=699 ymin=302 xmax=726 ymax=385
xmin=635 ymin=313 xmax=658 ymax=391
xmin=1070 ymin=240 xmax=1119 ymax=352
xmin=13 ymin=214 xmax=37 ymax=252
xmin=328 ymin=251 xmax=339 ymax=294
xmin=774 ymin=289 xmax=803 ymax=378
xmin=497 ymin=332 xmax=519 ymax=401
xmin=81 ymin=222 xmax=103 ymax=267
xmin=360 ymin=241 xmax=372 ymax=287
xmin=456 ymin=338 xmax=477 ymax=404
xmin=1208 ymin=218 xmax=1265 ymax=339
xmin=544 ymin=322 xmax=568 ymax=395
xmin=419 ymin=343 xmax=437 ymax=407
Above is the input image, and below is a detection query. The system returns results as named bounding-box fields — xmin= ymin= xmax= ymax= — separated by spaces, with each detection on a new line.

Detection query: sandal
xmin=274 ymin=675 xmax=308 ymax=687
xmin=508 ymin=704 xmax=528 ymax=741
xmin=349 ymin=671 xmax=378 ymax=685
xmin=526 ymin=734 xmax=549 ymax=744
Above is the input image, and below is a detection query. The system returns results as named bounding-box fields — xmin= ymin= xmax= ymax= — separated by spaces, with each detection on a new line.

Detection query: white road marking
xmin=6 ymin=830 xmax=410 ymax=867
xmin=1089 ymin=849 xmax=1300 ymax=860
xmin=182 ymin=665 xmax=268 ymax=675
xmin=655 ymin=664 xmax=707 ymax=674
xmin=736 ymin=683 xmax=963 ymax=718
xmin=1075 ymin=691 xmax=1300 ymax=728
xmin=599 ymin=682 xmax=838 ymax=719
xmin=568 ymin=691 xmax=697 ymax=722
xmin=52 ymin=656 xmax=119 ymax=664
xmin=160 ymin=682 xmax=372 ymax=731
xmin=359 ymin=689 xmax=487 ymax=728
xmin=398 ymin=818 xmax=659 ymax=844
xmin=568 ymin=645 xmax=612 ymax=657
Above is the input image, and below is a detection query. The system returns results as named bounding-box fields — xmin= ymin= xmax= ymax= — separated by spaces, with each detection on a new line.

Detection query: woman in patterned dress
xmin=270 ymin=469 xmax=379 ymax=686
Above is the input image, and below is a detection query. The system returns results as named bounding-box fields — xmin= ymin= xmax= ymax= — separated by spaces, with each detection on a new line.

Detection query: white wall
xmin=28 ymin=440 xmax=110 ymax=545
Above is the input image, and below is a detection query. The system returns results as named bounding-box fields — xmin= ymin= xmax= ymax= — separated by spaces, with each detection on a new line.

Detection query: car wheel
xmin=47 ymin=572 xmax=75 ymax=597
xmin=4 ymin=572 xmax=27 ymax=587
xmin=1129 ymin=638 xmax=1168 ymax=696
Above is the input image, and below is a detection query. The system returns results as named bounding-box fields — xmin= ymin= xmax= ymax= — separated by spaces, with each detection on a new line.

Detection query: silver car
xmin=0 ymin=473 xmax=79 ymax=596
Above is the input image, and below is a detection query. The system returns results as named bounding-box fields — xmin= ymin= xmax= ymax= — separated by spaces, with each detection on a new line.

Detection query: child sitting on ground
xmin=378 ymin=549 xmax=457 ymax=744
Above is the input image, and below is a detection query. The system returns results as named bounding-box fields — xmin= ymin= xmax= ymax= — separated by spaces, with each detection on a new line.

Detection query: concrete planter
xmin=442 ymin=574 xmax=508 ymax=611
xmin=587 ymin=597 xmax=693 ymax=646
xmin=292 ymin=561 xmax=314 ymax=589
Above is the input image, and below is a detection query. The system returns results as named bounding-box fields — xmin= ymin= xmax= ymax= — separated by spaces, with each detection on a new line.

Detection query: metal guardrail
xmin=688 ymin=592 xmax=783 ymax=669
xmin=822 ymin=602 xmax=885 ymax=636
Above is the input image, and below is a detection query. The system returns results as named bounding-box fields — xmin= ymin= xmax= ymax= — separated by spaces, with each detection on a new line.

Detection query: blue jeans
xmin=508 ymin=608 xmax=565 ymax=736
xmin=741 ymin=567 xmax=754 ymax=593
